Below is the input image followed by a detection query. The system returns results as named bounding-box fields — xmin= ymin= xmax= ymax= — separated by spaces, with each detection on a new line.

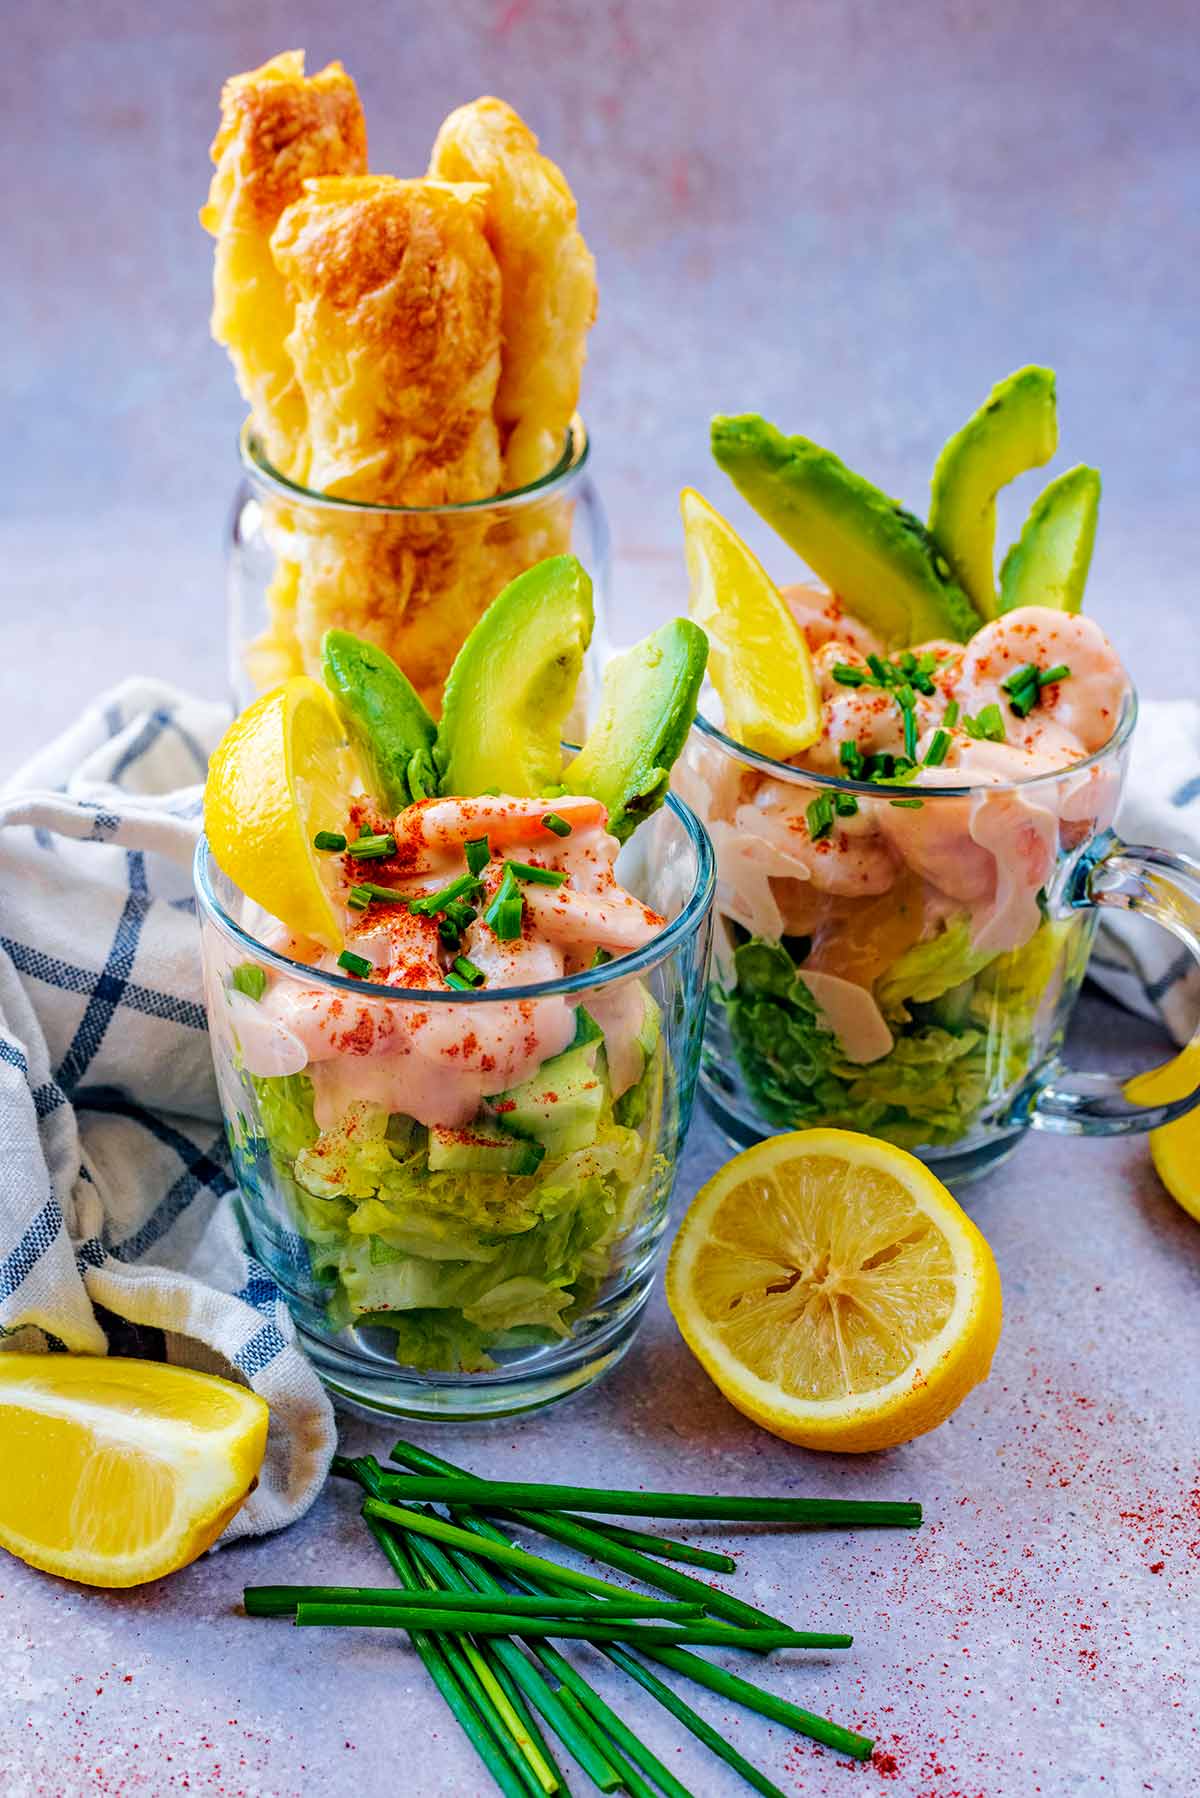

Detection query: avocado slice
xmin=321 ymin=630 xmax=438 ymax=812
xmin=998 ymin=464 xmax=1101 ymax=615
xmin=562 ymin=619 xmax=708 ymax=843
xmin=928 ymin=367 xmax=1058 ymax=620
xmin=711 ymin=414 xmax=981 ymax=647
xmin=488 ymin=1039 xmax=609 ymax=1157
xmin=435 ymin=556 xmax=594 ymax=799
xmin=427 ymin=1122 xmax=546 ymax=1176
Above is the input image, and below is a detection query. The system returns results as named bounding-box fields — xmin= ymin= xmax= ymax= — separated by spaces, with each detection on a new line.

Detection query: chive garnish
xmin=923 ymin=728 xmax=951 ymax=768
xmin=963 ymin=703 xmax=1006 ymax=742
xmin=410 ymin=872 xmax=484 ymax=917
xmin=452 ymin=956 xmax=486 ymax=988
xmin=838 ymin=739 xmax=865 ymax=780
xmin=944 ymin=699 xmax=961 ymax=728
xmin=508 ymin=861 xmax=569 ymax=888
xmin=443 ymin=971 xmax=473 ymax=991
xmin=337 ymin=949 xmax=373 ymax=978
xmin=901 ymin=701 xmax=918 ymax=761
xmin=831 ymin=662 xmax=867 ymax=687
xmin=464 ymin=837 xmax=491 ymax=876
xmin=806 ymin=794 xmax=834 ymax=841
xmin=591 ymin=947 xmax=613 ymax=968
xmin=355 ymin=882 xmax=409 ymax=904
xmin=438 ymin=919 xmax=462 ymax=950
xmin=541 ymin=813 xmax=572 ymax=837
xmin=484 ymin=863 xmax=524 ymax=941
xmin=1039 ymin=662 xmax=1070 ymax=686
xmin=347 ymin=885 xmax=373 ymax=910
xmin=866 ymin=652 xmax=890 ymax=684
xmin=313 ymin=830 xmax=347 ymax=852
xmin=834 ymin=793 xmax=859 ymax=817
xmin=346 ymin=832 xmax=396 ymax=860
xmin=230 ymin=963 xmax=266 ymax=1001
xmin=890 ymin=797 xmax=924 ymax=808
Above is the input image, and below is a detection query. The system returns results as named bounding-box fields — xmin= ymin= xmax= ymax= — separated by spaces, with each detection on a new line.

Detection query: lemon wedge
xmin=204 ymin=676 xmax=356 ymax=951
xmin=681 ymin=487 xmax=821 ymax=758
xmin=0 ymin=1355 xmax=268 ymax=1587
xmin=666 ymin=1129 xmax=1002 ymax=1452
xmin=1126 ymin=1043 xmax=1200 ymax=1222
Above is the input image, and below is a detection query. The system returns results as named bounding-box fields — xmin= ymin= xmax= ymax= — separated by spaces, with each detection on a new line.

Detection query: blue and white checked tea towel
xmin=0 ymin=680 xmax=335 ymax=1541
xmin=0 ymin=681 xmax=1197 ymax=1541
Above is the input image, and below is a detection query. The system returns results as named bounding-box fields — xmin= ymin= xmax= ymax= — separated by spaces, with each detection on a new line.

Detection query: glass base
xmin=698 ymin=1073 xmax=1026 ymax=1191
xmin=297 ymin=1291 xmax=650 ymax=1421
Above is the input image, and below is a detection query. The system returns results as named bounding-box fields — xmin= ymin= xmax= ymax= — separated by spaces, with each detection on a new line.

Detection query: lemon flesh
xmin=0 ymin=1355 xmax=269 ymax=1587
xmin=1127 ymin=1044 xmax=1200 ymax=1222
xmin=681 ymin=487 xmax=821 ymax=759
xmin=667 ymin=1128 xmax=1002 ymax=1452
xmin=204 ymin=676 xmax=355 ymax=951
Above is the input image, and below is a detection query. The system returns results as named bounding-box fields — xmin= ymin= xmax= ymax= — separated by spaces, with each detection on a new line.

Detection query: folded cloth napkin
xmin=1084 ymin=698 xmax=1200 ymax=1047
xmin=1 ymin=684 xmax=1197 ymax=1544
xmin=0 ymin=680 xmax=335 ymax=1541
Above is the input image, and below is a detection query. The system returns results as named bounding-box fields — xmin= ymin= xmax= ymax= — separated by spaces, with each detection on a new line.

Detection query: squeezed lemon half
xmin=682 ymin=488 xmax=822 ymax=758
xmin=1126 ymin=1044 xmax=1200 ymax=1223
xmin=204 ymin=675 xmax=355 ymax=952
xmin=666 ymin=1129 xmax=1002 ymax=1452
xmin=0 ymin=1355 xmax=269 ymax=1587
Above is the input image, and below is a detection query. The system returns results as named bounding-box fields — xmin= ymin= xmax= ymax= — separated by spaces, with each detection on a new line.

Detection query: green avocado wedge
xmin=711 ymin=414 xmax=981 ymax=648
xmin=321 ymin=630 xmax=438 ymax=812
xmin=563 ymin=618 xmax=709 ymax=843
xmin=434 ymin=555 xmax=594 ymax=799
xmin=998 ymin=464 xmax=1101 ymax=615
xmin=928 ymin=366 xmax=1058 ymax=620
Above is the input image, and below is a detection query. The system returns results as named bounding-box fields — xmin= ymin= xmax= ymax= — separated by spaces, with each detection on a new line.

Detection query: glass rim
xmin=690 ymin=683 xmax=1138 ymax=799
xmin=193 ymin=791 xmax=715 ymax=1006
xmin=238 ymin=414 xmax=590 ymax=517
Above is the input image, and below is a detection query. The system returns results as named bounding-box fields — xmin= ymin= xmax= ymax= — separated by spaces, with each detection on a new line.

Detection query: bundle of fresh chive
xmin=244 ymin=1439 xmax=922 ymax=1797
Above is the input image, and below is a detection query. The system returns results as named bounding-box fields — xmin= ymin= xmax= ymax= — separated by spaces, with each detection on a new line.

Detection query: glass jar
xmin=676 ymin=692 xmax=1200 ymax=1185
xmin=227 ymin=415 xmax=610 ymax=718
xmin=195 ymin=794 xmax=714 ymax=1419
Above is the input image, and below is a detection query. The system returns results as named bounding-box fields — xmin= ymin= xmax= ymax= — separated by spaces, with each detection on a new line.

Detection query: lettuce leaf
xmin=874 ymin=914 xmax=996 ymax=1018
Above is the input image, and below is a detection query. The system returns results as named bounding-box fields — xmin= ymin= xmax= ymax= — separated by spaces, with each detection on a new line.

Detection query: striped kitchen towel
xmin=0 ymin=679 xmax=335 ymax=1541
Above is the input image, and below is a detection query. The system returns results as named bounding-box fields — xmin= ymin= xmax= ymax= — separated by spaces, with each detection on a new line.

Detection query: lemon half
xmin=666 ymin=1129 xmax=1002 ymax=1452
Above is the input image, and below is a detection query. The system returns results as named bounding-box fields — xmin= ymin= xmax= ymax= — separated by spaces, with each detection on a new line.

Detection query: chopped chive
xmin=444 ymin=900 xmax=478 ymax=931
xmin=1001 ymin=662 xmax=1040 ymax=697
xmin=346 ymin=833 xmax=396 ymax=860
xmin=410 ymin=872 xmax=484 ymax=917
xmin=541 ymin=813 xmax=572 ymax=837
xmin=444 ymin=971 xmax=474 ymax=991
xmin=866 ymin=652 xmax=890 ymax=684
xmin=465 ymin=837 xmax=491 ymax=876
xmin=831 ymin=663 xmax=867 ymax=687
xmin=838 ymin=739 xmax=865 ymax=780
xmin=356 ymin=882 xmax=410 ymax=904
xmin=944 ymin=700 xmax=961 ymax=728
xmin=230 ymin=963 xmax=266 ymax=1001
xmin=806 ymin=794 xmax=834 ymax=842
xmin=890 ymin=798 xmax=924 ymax=809
xmin=591 ymin=947 xmax=613 ymax=968
xmin=923 ymin=729 xmax=951 ymax=768
xmin=1038 ymin=662 xmax=1071 ymax=687
xmin=347 ymin=885 xmax=373 ymax=911
xmin=438 ymin=919 xmax=462 ymax=950
xmin=895 ymin=682 xmax=917 ymax=711
xmin=313 ymin=830 xmax=347 ymax=852
xmin=484 ymin=864 xmax=525 ymax=941
xmin=452 ymin=956 xmax=486 ymax=988
xmin=507 ymin=861 xmax=569 ymax=888
xmin=337 ymin=949 xmax=373 ymax=978
xmin=963 ymin=703 xmax=1006 ymax=742
xmin=834 ymin=793 xmax=859 ymax=817
xmin=898 ymin=693 xmax=918 ymax=761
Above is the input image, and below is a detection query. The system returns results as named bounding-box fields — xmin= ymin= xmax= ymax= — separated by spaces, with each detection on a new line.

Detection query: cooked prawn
xmin=955 ymin=606 xmax=1128 ymax=756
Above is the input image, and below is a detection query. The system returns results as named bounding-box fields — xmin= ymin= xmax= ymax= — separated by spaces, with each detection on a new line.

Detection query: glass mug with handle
xmin=676 ymin=690 xmax=1200 ymax=1184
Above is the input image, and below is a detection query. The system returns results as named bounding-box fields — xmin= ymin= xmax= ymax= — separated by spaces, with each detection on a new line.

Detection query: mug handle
xmin=1014 ymin=837 xmax=1200 ymax=1134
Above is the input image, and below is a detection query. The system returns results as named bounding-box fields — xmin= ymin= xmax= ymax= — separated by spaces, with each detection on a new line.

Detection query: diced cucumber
xmin=427 ymin=1123 xmax=546 ymax=1175
xmin=489 ymin=1042 xmax=609 ymax=1156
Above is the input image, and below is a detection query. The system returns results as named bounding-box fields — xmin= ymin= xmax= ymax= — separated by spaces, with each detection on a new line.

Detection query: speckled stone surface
xmin=3 ymin=3 xmax=1199 ymax=1794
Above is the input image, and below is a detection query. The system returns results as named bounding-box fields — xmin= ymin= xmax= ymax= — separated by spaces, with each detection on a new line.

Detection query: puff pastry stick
xmin=428 ymin=98 xmax=597 ymax=487
xmin=200 ymin=50 xmax=367 ymax=482
xmin=270 ymin=175 xmax=502 ymax=505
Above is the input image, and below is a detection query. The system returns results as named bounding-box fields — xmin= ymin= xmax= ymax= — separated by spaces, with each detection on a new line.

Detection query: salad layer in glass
xmin=199 ymin=554 xmax=713 ymax=1399
xmin=677 ymin=368 xmax=1134 ymax=1168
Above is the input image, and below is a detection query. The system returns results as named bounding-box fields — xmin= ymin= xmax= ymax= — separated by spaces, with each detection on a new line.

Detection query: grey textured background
xmin=3 ymin=5 xmax=1199 ymax=1796
xmin=2 ymin=0 xmax=1198 ymax=767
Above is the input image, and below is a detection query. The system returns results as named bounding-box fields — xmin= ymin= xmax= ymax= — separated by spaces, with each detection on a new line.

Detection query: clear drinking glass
xmin=676 ymin=691 xmax=1200 ymax=1184
xmin=227 ymin=415 xmax=610 ymax=718
xmin=195 ymin=796 xmax=714 ymax=1419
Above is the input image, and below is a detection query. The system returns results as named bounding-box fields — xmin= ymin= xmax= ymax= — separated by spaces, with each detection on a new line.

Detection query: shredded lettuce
xmin=245 ymin=1041 xmax=663 ymax=1373
xmin=722 ymin=923 xmax=1075 ymax=1149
